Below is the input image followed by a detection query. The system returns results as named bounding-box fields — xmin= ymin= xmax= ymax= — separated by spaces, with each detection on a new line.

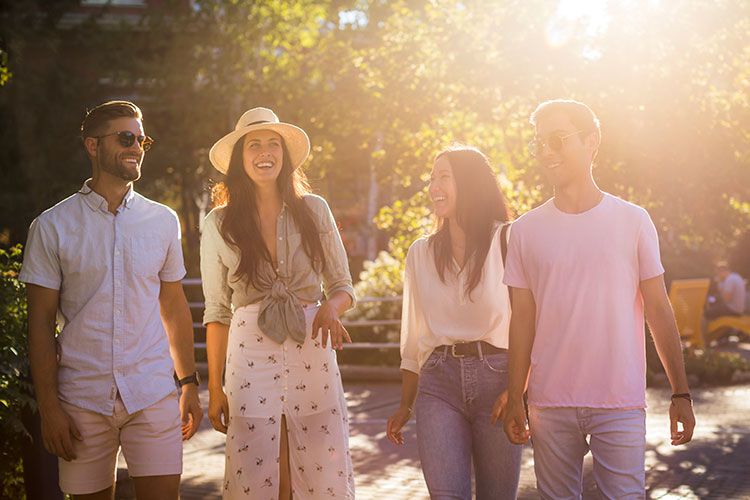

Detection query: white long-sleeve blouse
xmin=400 ymin=223 xmax=511 ymax=373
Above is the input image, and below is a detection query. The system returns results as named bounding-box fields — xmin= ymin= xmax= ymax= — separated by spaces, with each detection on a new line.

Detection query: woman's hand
xmin=208 ymin=388 xmax=230 ymax=434
xmin=386 ymin=405 xmax=413 ymax=445
xmin=312 ymin=301 xmax=352 ymax=350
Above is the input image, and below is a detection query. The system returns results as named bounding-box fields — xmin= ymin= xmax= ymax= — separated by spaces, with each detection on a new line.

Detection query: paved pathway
xmin=113 ymin=380 xmax=750 ymax=499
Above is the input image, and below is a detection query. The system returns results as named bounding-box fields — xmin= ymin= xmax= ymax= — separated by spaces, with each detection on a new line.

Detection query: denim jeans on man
xmin=529 ymin=406 xmax=647 ymax=500
xmin=416 ymin=348 xmax=522 ymax=500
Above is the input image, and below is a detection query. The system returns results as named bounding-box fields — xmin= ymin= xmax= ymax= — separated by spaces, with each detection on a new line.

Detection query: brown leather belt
xmin=440 ymin=341 xmax=508 ymax=358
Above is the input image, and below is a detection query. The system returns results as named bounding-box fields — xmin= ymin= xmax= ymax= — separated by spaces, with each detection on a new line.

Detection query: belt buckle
xmin=451 ymin=342 xmax=466 ymax=358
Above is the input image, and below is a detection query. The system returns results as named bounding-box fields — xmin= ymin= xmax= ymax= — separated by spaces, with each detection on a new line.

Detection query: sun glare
xmin=546 ymin=0 xmax=612 ymax=55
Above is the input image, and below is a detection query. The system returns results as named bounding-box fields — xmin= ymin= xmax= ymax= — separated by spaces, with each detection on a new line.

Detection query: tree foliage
xmin=0 ymin=0 xmax=748 ymax=280
xmin=0 ymin=246 xmax=34 ymax=498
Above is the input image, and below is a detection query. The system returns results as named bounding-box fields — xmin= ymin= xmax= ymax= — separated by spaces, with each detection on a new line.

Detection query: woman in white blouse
xmin=386 ymin=145 xmax=522 ymax=499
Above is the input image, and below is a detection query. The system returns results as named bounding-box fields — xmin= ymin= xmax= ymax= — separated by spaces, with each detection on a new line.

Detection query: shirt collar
xmin=79 ymin=179 xmax=135 ymax=212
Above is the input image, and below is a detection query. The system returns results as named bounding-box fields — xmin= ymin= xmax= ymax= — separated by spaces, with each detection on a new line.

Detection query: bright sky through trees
xmin=546 ymin=0 xmax=612 ymax=56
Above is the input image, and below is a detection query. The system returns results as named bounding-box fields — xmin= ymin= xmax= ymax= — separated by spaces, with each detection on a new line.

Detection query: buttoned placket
xmin=276 ymin=205 xmax=287 ymax=275
xmin=111 ymin=205 xmax=126 ymax=406
xmin=278 ymin=207 xmax=289 ymax=398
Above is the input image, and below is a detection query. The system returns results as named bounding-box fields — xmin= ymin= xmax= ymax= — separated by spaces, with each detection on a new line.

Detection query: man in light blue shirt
xmin=20 ymin=100 xmax=202 ymax=499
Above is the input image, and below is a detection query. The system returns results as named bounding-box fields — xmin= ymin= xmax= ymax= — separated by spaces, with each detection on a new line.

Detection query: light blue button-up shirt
xmin=20 ymin=180 xmax=186 ymax=415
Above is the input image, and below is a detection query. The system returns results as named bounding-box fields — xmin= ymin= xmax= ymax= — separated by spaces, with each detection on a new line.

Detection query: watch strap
xmin=177 ymin=372 xmax=200 ymax=387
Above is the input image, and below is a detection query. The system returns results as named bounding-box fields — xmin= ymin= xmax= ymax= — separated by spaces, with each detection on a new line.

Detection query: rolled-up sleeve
xmin=200 ymin=209 xmax=233 ymax=326
xmin=315 ymin=197 xmax=357 ymax=310
xmin=399 ymin=248 xmax=423 ymax=374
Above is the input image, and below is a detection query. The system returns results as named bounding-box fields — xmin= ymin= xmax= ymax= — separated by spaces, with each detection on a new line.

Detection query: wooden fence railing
xmin=182 ymin=278 xmax=401 ymax=350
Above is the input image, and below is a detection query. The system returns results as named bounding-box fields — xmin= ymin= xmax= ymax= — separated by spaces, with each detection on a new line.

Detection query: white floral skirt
xmin=223 ymin=303 xmax=354 ymax=499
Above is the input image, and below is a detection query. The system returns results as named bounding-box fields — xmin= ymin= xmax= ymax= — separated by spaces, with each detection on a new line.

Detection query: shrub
xmin=0 ymin=245 xmax=34 ymax=498
xmin=682 ymin=347 xmax=750 ymax=385
xmin=339 ymin=251 xmax=404 ymax=366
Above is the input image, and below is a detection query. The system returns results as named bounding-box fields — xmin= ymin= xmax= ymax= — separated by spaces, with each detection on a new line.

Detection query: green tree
xmin=0 ymin=246 xmax=34 ymax=498
xmin=0 ymin=48 xmax=10 ymax=86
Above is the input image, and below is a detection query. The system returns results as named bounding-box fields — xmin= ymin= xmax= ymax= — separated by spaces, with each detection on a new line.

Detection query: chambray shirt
xmin=19 ymin=180 xmax=186 ymax=415
xmin=200 ymin=194 xmax=356 ymax=343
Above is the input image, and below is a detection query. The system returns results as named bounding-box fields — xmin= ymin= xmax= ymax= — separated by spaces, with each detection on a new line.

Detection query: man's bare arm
xmin=159 ymin=280 xmax=203 ymax=440
xmin=503 ymin=286 xmax=536 ymax=444
xmin=27 ymin=283 xmax=82 ymax=460
xmin=641 ymin=275 xmax=695 ymax=445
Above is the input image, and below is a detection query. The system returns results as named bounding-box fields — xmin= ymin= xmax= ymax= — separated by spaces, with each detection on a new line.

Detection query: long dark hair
xmin=428 ymin=145 xmax=510 ymax=299
xmin=211 ymin=135 xmax=326 ymax=288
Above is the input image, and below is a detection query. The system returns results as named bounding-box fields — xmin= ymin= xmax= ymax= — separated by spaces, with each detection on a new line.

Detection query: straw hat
xmin=209 ymin=107 xmax=310 ymax=174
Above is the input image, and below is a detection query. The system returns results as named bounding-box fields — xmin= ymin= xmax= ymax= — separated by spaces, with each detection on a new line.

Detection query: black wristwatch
xmin=176 ymin=372 xmax=200 ymax=387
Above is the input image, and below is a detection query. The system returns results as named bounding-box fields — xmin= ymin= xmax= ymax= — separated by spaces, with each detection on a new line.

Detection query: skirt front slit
xmin=223 ymin=303 xmax=354 ymax=499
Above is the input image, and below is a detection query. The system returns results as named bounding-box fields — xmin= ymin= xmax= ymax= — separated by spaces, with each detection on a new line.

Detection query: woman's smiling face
xmin=242 ymin=129 xmax=284 ymax=186
xmin=429 ymin=155 xmax=457 ymax=220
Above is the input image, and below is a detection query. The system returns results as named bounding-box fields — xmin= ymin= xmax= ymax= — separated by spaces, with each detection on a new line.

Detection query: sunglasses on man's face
xmin=528 ymin=130 xmax=583 ymax=158
xmin=96 ymin=131 xmax=153 ymax=152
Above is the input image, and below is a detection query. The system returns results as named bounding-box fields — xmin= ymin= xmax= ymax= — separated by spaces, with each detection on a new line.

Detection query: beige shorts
xmin=58 ymin=391 xmax=182 ymax=495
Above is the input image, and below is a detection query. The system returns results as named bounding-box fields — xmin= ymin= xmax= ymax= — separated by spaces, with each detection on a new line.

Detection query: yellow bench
xmin=668 ymin=278 xmax=750 ymax=348
xmin=668 ymin=279 xmax=710 ymax=347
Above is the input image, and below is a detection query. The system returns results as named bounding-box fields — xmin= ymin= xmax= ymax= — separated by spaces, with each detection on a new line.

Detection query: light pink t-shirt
xmin=503 ymin=193 xmax=664 ymax=408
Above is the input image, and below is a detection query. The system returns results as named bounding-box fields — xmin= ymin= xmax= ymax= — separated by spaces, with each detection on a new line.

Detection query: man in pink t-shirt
xmin=498 ymin=100 xmax=695 ymax=499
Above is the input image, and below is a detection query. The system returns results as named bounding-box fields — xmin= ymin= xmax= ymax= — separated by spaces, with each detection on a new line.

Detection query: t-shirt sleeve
xmin=159 ymin=211 xmax=187 ymax=282
xmin=19 ymin=216 xmax=62 ymax=290
xmin=502 ymin=223 xmax=529 ymax=289
xmin=637 ymin=209 xmax=665 ymax=281
xmin=399 ymin=244 xmax=424 ymax=374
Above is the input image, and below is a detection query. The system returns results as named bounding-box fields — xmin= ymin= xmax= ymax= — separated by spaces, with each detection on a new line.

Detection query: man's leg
xmin=72 ymin=486 xmax=114 ymax=500
xmin=56 ymin=400 xmax=120 ymax=497
xmin=587 ymin=408 xmax=646 ymax=500
xmin=528 ymin=406 xmax=590 ymax=500
xmin=131 ymin=475 xmax=179 ymax=500
xmin=120 ymin=392 xmax=183 ymax=500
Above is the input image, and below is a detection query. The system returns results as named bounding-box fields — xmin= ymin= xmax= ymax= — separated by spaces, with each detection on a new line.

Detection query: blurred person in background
xmin=705 ymin=260 xmax=746 ymax=319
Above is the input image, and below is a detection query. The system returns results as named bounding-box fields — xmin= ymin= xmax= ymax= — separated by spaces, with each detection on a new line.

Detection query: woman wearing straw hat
xmin=201 ymin=107 xmax=356 ymax=499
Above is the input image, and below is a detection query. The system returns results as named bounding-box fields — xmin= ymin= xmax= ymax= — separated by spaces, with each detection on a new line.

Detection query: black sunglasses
xmin=528 ymin=130 xmax=583 ymax=157
xmin=96 ymin=131 xmax=153 ymax=152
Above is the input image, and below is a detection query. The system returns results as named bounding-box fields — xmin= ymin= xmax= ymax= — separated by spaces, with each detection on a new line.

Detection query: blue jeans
xmin=528 ymin=406 xmax=646 ymax=500
xmin=415 ymin=348 xmax=522 ymax=500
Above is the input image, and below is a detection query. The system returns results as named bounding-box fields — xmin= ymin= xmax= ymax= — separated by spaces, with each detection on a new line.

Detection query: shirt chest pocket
xmin=130 ymin=235 xmax=168 ymax=279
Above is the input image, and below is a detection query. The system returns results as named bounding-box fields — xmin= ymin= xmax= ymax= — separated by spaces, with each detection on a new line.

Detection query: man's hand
xmin=179 ymin=384 xmax=203 ymax=440
xmin=503 ymin=398 xmax=530 ymax=445
xmin=669 ymin=398 xmax=695 ymax=445
xmin=40 ymin=402 xmax=82 ymax=461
